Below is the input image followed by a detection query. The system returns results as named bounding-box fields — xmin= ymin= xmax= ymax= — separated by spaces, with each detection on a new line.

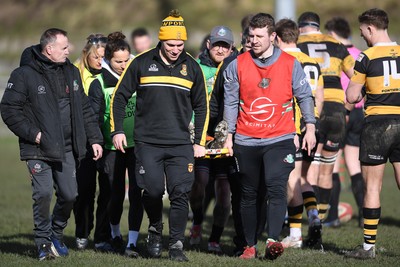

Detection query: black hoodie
xmin=0 ymin=45 xmax=103 ymax=162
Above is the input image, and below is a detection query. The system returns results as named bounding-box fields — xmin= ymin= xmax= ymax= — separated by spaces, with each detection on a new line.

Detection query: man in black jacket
xmin=0 ymin=28 xmax=103 ymax=261
xmin=111 ymin=10 xmax=208 ymax=262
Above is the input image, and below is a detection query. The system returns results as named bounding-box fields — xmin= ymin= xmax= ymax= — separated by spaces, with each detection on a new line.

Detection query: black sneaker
xmin=111 ymin=235 xmax=124 ymax=254
xmin=305 ymin=216 xmax=323 ymax=249
xmin=233 ymin=246 xmax=244 ymax=257
xmin=169 ymin=241 xmax=188 ymax=262
xmin=345 ymin=245 xmax=376 ymax=259
xmin=94 ymin=241 xmax=114 ymax=253
xmin=38 ymin=243 xmax=57 ymax=261
xmin=125 ymin=243 xmax=140 ymax=258
xmin=146 ymin=226 xmax=163 ymax=258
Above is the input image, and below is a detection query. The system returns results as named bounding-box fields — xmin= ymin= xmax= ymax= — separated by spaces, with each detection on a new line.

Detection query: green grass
xmin=0 ymin=136 xmax=399 ymax=266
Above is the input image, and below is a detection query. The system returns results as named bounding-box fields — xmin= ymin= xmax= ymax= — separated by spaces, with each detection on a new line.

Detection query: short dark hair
xmin=249 ymin=13 xmax=275 ymax=35
xmin=241 ymin=14 xmax=254 ymax=32
xmin=358 ymin=8 xmax=389 ymax=30
xmin=40 ymin=28 xmax=67 ymax=51
xmin=241 ymin=27 xmax=249 ymax=45
xmin=275 ymin=18 xmax=299 ymax=43
xmin=130 ymin=27 xmax=149 ymax=39
xmin=298 ymin=11 xmax=320 ymax=28
xmin=325 ymin=17 xmax=351 ymax=39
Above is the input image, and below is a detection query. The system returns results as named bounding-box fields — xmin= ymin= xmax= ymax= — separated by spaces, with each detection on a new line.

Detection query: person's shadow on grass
xmin=0 ymin=233 xmax=77 ymax=259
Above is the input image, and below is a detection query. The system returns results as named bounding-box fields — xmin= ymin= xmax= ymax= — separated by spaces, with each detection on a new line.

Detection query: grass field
xmin=0 ymin=136 xmax=399 ymax=266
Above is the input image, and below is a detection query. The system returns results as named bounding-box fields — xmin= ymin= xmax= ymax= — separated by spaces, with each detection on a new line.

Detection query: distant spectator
xmin=130 ymin=27 xmax=152 ymax=55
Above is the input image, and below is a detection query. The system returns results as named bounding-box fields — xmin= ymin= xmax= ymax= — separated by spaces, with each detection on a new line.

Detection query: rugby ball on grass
xmin=338 ymin=202 xmax=353 ymax=223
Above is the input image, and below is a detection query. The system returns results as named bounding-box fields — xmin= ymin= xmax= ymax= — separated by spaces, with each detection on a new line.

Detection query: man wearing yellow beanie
xmin=159 ymin=9 xmax=187 ymax=41
xmin=110 ymin=9 xmax=209 ymax=262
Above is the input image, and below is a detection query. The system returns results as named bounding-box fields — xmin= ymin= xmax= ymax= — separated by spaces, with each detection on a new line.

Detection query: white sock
xmin=290 ymin=227 xmax=302 ymax=238
xmin=127 ymin=231 xmax=139 ymax=247
xmin=363 ymin=243 xmax=374 ymax=250
xmin=110 ymin=223 xmax=121 ymax=238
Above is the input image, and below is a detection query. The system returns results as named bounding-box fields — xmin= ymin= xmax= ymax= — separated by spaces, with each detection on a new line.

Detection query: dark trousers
xmin=135 ymin=143 xmax=194 ymax=246
xmin=74 ymin=153 xmax=111 ymax=243
xmin=234 ymin=139 xmax=295 ymax=246
xmin=27 ymin=151 xmax=77 ymax=247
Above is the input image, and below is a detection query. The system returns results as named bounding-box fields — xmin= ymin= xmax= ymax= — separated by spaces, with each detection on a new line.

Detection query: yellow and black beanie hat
xmin=159 ymin=9 xmax=187 ymax=41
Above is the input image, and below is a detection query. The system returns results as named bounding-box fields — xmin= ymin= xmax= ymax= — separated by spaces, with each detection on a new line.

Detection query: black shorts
xmin=343 ymin=107 xmax=364 ymax=147
xmin=319 ymin=101 xmax=346 ymax=152
xmin=360 ymin=118 xmax=400 ymax=165
xmin=296 ymin=119 xmax=320 ymax=162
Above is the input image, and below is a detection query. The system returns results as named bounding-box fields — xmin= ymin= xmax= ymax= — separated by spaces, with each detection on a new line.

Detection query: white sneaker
xmin=281 ymin=236 xmax=302 ymax=248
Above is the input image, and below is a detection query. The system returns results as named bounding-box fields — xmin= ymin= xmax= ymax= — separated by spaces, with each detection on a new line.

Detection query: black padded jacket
xmin=0 ymin=45 xmax=103 ymax=162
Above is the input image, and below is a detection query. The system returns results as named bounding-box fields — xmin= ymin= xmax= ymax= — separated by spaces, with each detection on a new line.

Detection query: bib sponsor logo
xmin=247 ymin=97 xmax=277 ymax=122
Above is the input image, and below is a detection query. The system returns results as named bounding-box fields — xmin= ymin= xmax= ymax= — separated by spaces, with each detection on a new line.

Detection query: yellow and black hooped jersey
xmin=351 ymin=43 xmax=400 ymax=118
xmin=285 ymin=48 xmax=323 ymax=134
xmin=298 ymin=32 xmax=354 ymax=104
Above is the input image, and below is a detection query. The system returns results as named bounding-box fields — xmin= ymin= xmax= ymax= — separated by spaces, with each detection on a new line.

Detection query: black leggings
xmin=103 ymin=148 xmax=143 ymax=232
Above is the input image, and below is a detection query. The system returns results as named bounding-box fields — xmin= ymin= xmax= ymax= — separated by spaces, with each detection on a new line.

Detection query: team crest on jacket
xmin=188 ymin=163 xmax=193 ymax=172
xmin=258 ymin=78 xmax=271 ymax=89
xmin=180 ymin=64 xmax=187 ymax=76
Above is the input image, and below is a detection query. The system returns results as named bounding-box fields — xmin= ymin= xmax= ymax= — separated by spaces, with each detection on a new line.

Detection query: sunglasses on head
xmin=88 ymin=37 xmax=108 ymax=44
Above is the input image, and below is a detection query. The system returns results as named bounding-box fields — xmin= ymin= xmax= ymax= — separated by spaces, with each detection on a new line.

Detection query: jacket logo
xmin=258 ymin=78 xmax=270 ymax=89
xmin=73 ymin=80 xmax=79 ymax=91
xmin=180 ymin=64 xmax=187 ymax=76
xmin=247 ymin=97 xmax=277 ymax=122
xmin=37 ymin=85 xmax=46 ymax=94
xmin=148 ymin=64 xmax=159 ymax=72
xmin=139 ymin=166 xmax=146 ymax=175
xmin=7 ymin=82 xmax=13 ymax=89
